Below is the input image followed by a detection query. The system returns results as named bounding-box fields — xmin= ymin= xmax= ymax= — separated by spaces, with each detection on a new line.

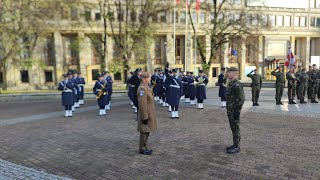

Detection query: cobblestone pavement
xmin=0 ymin=88 xmax=320 ymax=179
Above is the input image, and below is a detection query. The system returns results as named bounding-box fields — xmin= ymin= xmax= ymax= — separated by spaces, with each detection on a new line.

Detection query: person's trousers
xmin=197 ymin=99 xmax=204 ymax=103
xmin=170 ymin=105 xmax=179 ymax=111
xmin=275 ymin=84 xmax=284 ymax=102
xmin=227 ymin=108 xmax=241 ymax=147
xmin=65 ymin=105 xmax=72 ymax=110
xmin=139 ymin=132 xmax=150 ymax=151
xmin=251 ymin=86 xmax=260 ymax=103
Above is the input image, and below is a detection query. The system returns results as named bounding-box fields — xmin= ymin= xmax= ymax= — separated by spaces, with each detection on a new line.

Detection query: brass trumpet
xmin=96 ymin=82 xmax=107 ymax=100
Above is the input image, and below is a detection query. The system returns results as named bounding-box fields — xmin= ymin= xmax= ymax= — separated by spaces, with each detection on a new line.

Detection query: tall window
xmin=310 ymin=17 xmax=316 ymax=26
xmin=180 ymin=12 xmax=186 ymax=24
xmin=200 ymin=13 xmax=206 ymax=24
xmin=96 ymin=11 xmax=102 ymax=21
xmin=175 ymin=38 xmax=182 ymax=64
xmin=261 ymin=15 xmax=268 ymax=26
xmin=91 ymin=69 xmax=99 ymax=81
xmin=20 ymin=71 xmax=29 ymax=83
xmin=152 ymin=14 xmax=158 ymax=23
xmin=316 ymin=17 xmax=320 ymax=26
xmin=284 ymin=16 xmax=291 ymax=26
xmin=85 ymin=10 xmax=91 ymax=21
xmin=294 ymin=16 xmax=300 ymax=27
xmin=300 ymin=17 xmax=306 ymax=27
xmin=277 ymin=16 xmax=283 ymax=26
xmin=46 ymin=35 xmax=55 ymax=66
xmin=88 ymin=34 xmax=102 ymax=65
xmin=71 ymin=7 xmax=78 ymax=20
xmin=269 ymin=15 xmax=276 ymax=26
xmin=22 ymin=37 xmax=31 ymax=59
xmin=118 ymin=10 xmax=124 ymax=21
xmin=45 ymin=71 xmax=53 ymax=83
xmin=159 ymin=12 xmax=166 ymax=23
xmin=154 ymin=37 xmax=163 ymax=64
xmin=131 ymin=11 xmax=137 ymax=22
xmin=113 ymin=39 xmax=122 ymax=59
xmin=69 ymin=35 xmax=79 ymax=65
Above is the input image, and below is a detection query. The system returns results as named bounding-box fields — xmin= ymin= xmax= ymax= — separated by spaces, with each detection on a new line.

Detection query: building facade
xmin=1 ymin=0 xmax=320 ymax=90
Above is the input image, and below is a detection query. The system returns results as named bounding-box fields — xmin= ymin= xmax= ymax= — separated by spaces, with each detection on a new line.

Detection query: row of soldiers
xmin=127 ymin=63 xmax=209 ymax=119
xmin=58 ymin=70 xmax=86 ymax=117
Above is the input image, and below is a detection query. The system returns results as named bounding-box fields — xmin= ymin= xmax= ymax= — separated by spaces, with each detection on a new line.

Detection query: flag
xmin=228 ymin=45 xmax=232 ymax=56
xmin=196 ymin=0 xmax=201 ymax=11
xmin=186 ymin=0 xmax=190 ymax=7
xmin=176 ymin=0 xmax=181 ymax=4
xmin=285 ymin=45 xmax=296 ymax=68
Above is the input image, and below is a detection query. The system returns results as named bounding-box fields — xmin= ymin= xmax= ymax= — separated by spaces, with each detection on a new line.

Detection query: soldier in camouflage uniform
xmin=295 ymin=66 xmax=308 ymax=103
xmin=247 ymin=69 xmax=262 ymax=106
xmin=271 ymin=66 xmax=285 ymax=105
xmin=226 ymin=67 xmax=245 ymax=154
xmin=286 ymin=67 xmax=297 ymax=104
xmin=310 ymin=64 xmax=319 ymax=103
xmin=306 ymin=66 xmax=313 ymax=99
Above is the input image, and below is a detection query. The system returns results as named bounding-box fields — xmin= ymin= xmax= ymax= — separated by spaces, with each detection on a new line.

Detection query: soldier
xmin=307 ymin=65 xmax=313 ymax=99
xmin=151 ymin=69 xmax=160 ymax=101
xmin=310 ymin=64 xmax=319 ymax=103
xmin=137 ymin=72 xmax=157 ymax=155
xmin=195 ymin=70 xmax=209 ymax=109
xmin=78 ymin=72 xmax=86 ymax=105
xmin=164 ymin=65 xmax=183 ymax=119
xmin=93 ymin=74 xmax=109 ymax=116
xmin=247 ymin=69 xmax=262 ymax=106
xmin=179 ymin=71 xmax=186 ymax=100
xmin=67 ymin=71 xmax=76 ymax=112
xmin=157 ymin=71 xmax=165 ymax=104
xmin=183 ymin=72 xmax=190 ymax=103
xmin=127 ymin=72 xmax=134 ymax=107
xmin=286 ymin=67 xmax=297 ymax=104
xmin=188 ymin=72 xmax=197 ymax=105
xmin=103 ymin=71 xmax=113 ymax=110
xmin=164 ymin=69 xmax=172 ymax=111
xmin=58 ymin=74 xmax=75 ymax=117
xmin=72 ymin=70 xmax=81 ymax=108
xmin=302 ymin=68 xmax=309 ymax=103
xmin=225 ymin=67 xmax=245 ymax=154
xmin=271 ymin=66 xmax=285 ymax=105
xmin=218 ymin=68 xmax=227 ymax=108
xmin=128 ymin=68 xmax=142 ymax=113
xmin=295 ymin=66 xmax=308 ymax=103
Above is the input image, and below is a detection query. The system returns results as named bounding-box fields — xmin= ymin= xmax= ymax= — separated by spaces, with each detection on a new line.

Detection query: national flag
xmin=196 ymin=0 xmax=201 ymax=11
xmin=228 ymin=45 xmax=232 ymax=56
xmin=176 ymin=0 xmax=181 ymax=4
xmin=285 ymin=45 xmax=296 ymax=68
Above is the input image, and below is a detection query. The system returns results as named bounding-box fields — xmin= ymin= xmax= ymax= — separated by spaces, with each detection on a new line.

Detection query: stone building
xmin=0 ymin=0 xmax=320 ymax=90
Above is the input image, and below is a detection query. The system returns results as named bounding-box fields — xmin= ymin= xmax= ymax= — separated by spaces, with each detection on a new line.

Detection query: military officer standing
xmin=271 ymin=66 xmax=285 ymax=105
xmin=128 ymin=68 xmax=142 ymax=113
xmin=78 ymin=72 xmax=86 ymax=105
xmin=218 ymin=68 xmax=227 ymax=108
xmin=157 ymin=71 xmax=165 ymax=104
xmin=307 ymin=65 xmax=313 ymax=99
xmin=247 ymin=69 xmax=262 ymax=106
xmin=93 ymin=74 xmax=109 ymax=116
xmin=183 ymin=72 xmax=190 ymax=103
xmin=286 ymin=67 xmax=297 ymax=104
xmin=310 ymin=64 xmax=319 ymax=103
xmin=58 ymin=74 xmax=75 ymax=117
xmin=226 ymin=67 xmax=245 ymax=154
xmin=295 ymin=66 xmax=308 ymax=103
xmin=195 ymin=70 xmax=209 ymax=109
xmin=151 ymin=69 xmax=160 ymax=101
xmin=188 ymin=72 xmax=197 ymax=105
xmin=72 ymin=70 xmax=81 ymax=108
xmin=137 ymin=72 xmax=157 ymax=155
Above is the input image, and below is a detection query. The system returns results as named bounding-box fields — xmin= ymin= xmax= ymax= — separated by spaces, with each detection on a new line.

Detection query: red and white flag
xmin=176 ymin=0 xmax=181 ymax=4
xmin=196 ymin=0 xmax=201 ymax=11
xmin=285 ymin=45 xmax=296 ymax=68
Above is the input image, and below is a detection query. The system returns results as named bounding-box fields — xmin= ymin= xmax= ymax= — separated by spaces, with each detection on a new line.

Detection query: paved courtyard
xmin=0 ymin=88 xmax=320 ymax=180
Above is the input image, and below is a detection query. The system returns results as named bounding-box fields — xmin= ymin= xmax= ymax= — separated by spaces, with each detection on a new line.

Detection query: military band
xmin=218 ymin=68 xmax=227 ymax=108
xmin=195 ymin=70 xmax=208 ymax=109
xmin=93 ymin=74 xmax=109 ymax=116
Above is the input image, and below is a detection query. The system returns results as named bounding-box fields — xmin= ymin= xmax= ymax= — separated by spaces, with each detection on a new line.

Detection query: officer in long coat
xmin=188 ymin=72 xmax=197 ymax=105
xmin=151 ymin=69 xmax=160 ymax=101
xmin=78 ymin=72 xmax=86 ymax=105
xmin=195 ymin=70 xmax=209 ymax=109
xmin=105 ymin=71 xmax=113 ymax=109
xmin=127 ymin=72 xmax=135 ymax=108
xmin=128 ymin=68 xmax=142 ymax=113
xmin=72 ymin=70 xmax=81 ymax=108
xmin=164 ymin=67 xmax=183 ymax=119
xmin=137 ymin=72 xmax=157 ymax=155
xmin=218 ymin=68 xmax=227 ymax=108
xmin=157 ymin=71 xmax=165 ymax=104
xmin=93 ymin=74 xmax=109 ymax=116
xmin=58 ymin=74 xmax=75 ymax=117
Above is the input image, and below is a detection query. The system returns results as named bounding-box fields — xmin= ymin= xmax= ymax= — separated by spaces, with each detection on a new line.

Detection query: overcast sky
xmin=247 ymin=0 xmax=309 ymax=8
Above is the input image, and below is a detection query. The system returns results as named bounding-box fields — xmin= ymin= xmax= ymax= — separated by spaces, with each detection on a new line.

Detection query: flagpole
xmin=185 ymin=0 xmax=188 ymax=72
xmin=194 ymin=11 xmax=198 ymax=72
xmin=173 ymin=0 xmax=176 ymax=68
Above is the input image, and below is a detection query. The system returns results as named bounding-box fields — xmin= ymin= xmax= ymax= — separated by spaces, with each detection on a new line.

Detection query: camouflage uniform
xmin=309 ymin=70 xmax=319 ymax=103
xmin=247 ymin=72 xmax=262 ymax=105
xmin=307 ymin=70 xmax=313 ymax=99
xmin=226 ymin=79 xmax=245 ymax=148
xmin=295 ymin=70 xmax=308 ymax=103
xmin=271 ymin=69 xmax=285 ymax=104
xmin=286 ymin=71 xmax=297 ymax=104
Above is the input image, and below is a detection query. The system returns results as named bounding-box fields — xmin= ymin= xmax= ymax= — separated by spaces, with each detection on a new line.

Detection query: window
xmin=46 ymin=35 xmax=55 ymax=66
xmin=228 ymin=14 xmax=234 ymax=22
xmin=131 ymin=11 xmax=137 ymax=22
xmin=300 ymin=17 xmax=306 ymax=27
xmin=317 ymin=0 xmax=320 ymax=8
xmin=217 ymin=13 xmax=224 ymax=21
xmin=114 ymin=72 xmax=121 ymax=81
xmin=96 ymin=12 xmax=101 ymax=21
xmin=70 ymin=36 xmax=79 ymax=65
xmin=155 ymin=37 xmax=163 ymax=64
xmin=191 ymin=12 xmax=197 ymax=23
xmin=310 ymin=0 xmax=315 ymax=8
xmin=118 ymin=11 xmax=124 ymax=21
xmin=0 ymin=72 xmax=3 ymax=84
xmin=261 ymin=15 xmax=268 ymax=26
xmin=210 ymin=14 xmax=215 ymax=23
xmin=294 ymin=16 xmax=300 ymax=27
xmin=316 ymin=17 xmax=320 ymax=26
xmin=88 ymin=34 xmax=102 ymax=65
xmin=212 ymin=67 xmax=218 ymax=78
xmin=199 ymin=13 xmax=205 ymax=24
xmin=252 ymin=14 xmax=258 ymax=26
xmin=85 ymin=10 xmax=91 ymax=21
xmin=159 ymin=12 xmax=166 ymax=23
xmin=61 ymin=6 xmax=69 ymax=20
xmin=234 ymin=0 xmax=241 ymax=4
xmin=152 ymin=14 xmax=158 ymax=23
xmin=21 ymin=71 xmax=29 ymax=83
xmin=180 ymin=12 xmax=186 ymax=24
xmin=277 ymin=16 xmax=283 ymax=26
xmin=246 ymin=14 xmax=252 ymax=26
xmin=71 ymin=7 xmax=78 ymax=20
xmin=310 ymin=17 xmax=316 ymax=26
xmin=234 ymin=14 xmax=240 ymax=21
xmin=91 ymin=69 xmax=99 ymax=81
xmin=284 ymin=16 xmax=291 ymax=26
xmin=269 ymin=15 xmax=276 ymax=26
xmin=172 ymin=11 xmax=179 ymax=23
xmin=45 ymin=71 xmax=53 ymax=83
xmin=22 ymin=37 xmax=31 ymax=59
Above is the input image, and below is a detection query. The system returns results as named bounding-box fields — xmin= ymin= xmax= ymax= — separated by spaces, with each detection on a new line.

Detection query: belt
xmin=182 ymin=82 xmax=188 ymax=84
xmin=78 ymin=84 xmax=85 ymax=86
xmin=63 ymin=89 xmax=72 ymax=93
xmin=170 ymin=85 xmax=180 ymax=88
xmin=198 ymin=83 xmax=205 ymax=86
xmin=96 ymin=89 xmax=101 ymax=92
xmin=189 ymin=83 xmax=195 ymax=85
xmin=130 ymin=85 xmax=135 ymax=87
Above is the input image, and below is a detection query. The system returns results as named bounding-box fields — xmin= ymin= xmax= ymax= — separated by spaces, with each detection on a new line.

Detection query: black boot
xmin=276 ymin=101 xmax=280 ymax=105
xmin=288 ymin=99 xmax=293 ymax=104
xmin=227 ymin=146 xmax=240 ymax=154
xmin=292 ymin=100 xmax=297 ymax=104
xmin=255 ymin=102 xmax=260 ymax=106
xmin=252 ymin=102 xmax=255 ymax=106
xmin=279 ymin=101 xmax=284 ymax=105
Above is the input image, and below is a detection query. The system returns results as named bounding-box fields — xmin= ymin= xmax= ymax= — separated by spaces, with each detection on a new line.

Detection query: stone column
xmin=304 ymin=36 xmax=310 ymax=68
xmin=240 ymin=36 xmax=247 ymax=80
xmin=54 ymin=32 xmax=64 ymax=83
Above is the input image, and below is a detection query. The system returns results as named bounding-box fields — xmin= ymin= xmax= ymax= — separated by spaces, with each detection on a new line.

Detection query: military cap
xmin=228 ymin=67 xmax=239 ymax=72
xmin=190 ymin=72 xmax=194 ymax=74
xmin=168 ymin=70 xmax=172 ymax=74
xmin=135 ymin=68 xmax=142 ymax=74
xmin=67 ymin=72 xmax=73 ymax=76
xmin=101 ymin=71 xmax=107 ymax=75
xmin=63 ymin=74 xmax=68 ymax=78
xmin=98 ymin=73 xmax=104 ymax=78
xmin=199 ymin=70 xmax=204 ymax=73
xmin=71 ymin=70 xmax=77 ymax=74
xmin=172 ymin=69 xmax=177 ymax=73
xmin=140 ymin=72 xmax=150 ymax=79
xmin=130 ymin=71 xmax=134 ymax=75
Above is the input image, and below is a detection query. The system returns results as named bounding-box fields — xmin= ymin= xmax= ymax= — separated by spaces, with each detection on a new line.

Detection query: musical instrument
xmin=96 ymin=81 xmax=107 ymax=100
xmin=195 ymin=76 xmax=205 ymax=85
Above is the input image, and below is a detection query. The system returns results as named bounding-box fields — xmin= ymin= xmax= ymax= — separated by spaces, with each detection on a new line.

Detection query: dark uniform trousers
xmin=288 ymin=84 xmax=296 ymax=100
xmin=275 ymin=84 xmax=284 ymax=102
xmin=227 ymin=107 xmax=241 ymax=147
xmin=251 ymin=86 xmax=260 ymax=103
xmin=139 ymin=132 xmax=150 ymax=151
